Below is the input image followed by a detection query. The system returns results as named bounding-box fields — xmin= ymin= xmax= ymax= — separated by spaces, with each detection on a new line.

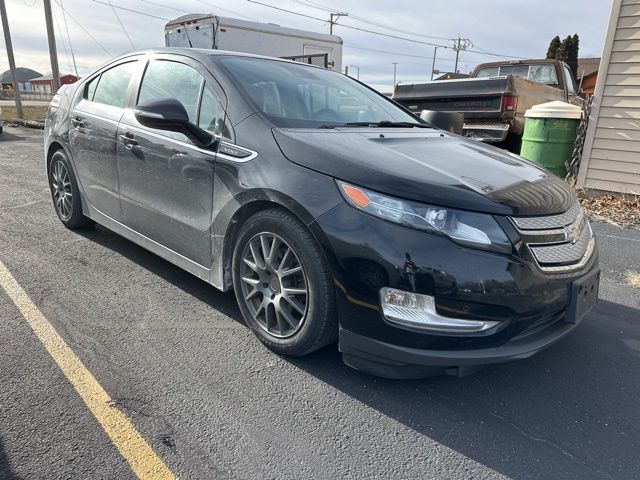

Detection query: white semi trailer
xmin=164 ymin=14 xmax=343 ymax=72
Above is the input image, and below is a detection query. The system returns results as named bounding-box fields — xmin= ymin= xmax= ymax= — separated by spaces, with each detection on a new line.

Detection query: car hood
xmin=272 ymin=128 xmax=576 ymax=216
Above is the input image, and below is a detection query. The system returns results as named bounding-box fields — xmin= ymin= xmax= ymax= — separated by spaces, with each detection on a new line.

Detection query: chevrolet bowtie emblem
xmin=563 ymin=225 xmax=576 ymax=244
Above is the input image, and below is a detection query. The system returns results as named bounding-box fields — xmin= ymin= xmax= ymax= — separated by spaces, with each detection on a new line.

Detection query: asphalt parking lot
xmin=1 ymin=125 xmax=639 ymax=480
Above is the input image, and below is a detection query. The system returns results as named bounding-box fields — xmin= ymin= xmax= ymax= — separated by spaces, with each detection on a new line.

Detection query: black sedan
xmin=44 ymin=49 xmax=599 ymax=378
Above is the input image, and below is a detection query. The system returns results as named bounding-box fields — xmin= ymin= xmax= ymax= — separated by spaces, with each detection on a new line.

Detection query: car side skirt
xmin=85 ymin=204 xmax=220 ymax=289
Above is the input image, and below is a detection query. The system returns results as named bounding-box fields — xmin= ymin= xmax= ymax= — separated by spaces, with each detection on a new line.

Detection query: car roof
xmin=111 ymin=47 xmax=327 ymax=71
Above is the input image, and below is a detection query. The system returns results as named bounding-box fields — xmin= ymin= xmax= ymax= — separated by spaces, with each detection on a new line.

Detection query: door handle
xmin=119 ymin=132 xmax=138 ymax=150
xmin=71 ymin=116 xmax=85 ymax=128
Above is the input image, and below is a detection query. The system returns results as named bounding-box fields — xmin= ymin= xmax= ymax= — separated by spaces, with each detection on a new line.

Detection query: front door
xmin=117 ymin=57 xmax=227 ymax=267
xmin=69 ymin=60 xmax=139 ymax=220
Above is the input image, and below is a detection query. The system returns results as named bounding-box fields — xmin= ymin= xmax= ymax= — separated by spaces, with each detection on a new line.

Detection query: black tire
xmin=48 ymin=149 xmax=94 ymax=229
xmin=503 ymin=132 xmax=522 ymax=154
xmin=232 ymin=209 xmax=338 ymax=356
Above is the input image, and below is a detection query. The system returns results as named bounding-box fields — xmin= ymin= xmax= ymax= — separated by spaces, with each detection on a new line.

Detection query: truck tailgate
xmin=393 ymin=77 xmax=509 ymax=115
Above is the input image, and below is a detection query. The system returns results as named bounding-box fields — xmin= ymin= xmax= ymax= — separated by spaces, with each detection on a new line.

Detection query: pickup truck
xmin=392 ymin=59 xmax=584 ymax=148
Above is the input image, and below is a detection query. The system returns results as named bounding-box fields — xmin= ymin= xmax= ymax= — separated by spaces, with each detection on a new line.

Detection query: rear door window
xmin=92 ymin=62 xmax=137 ymax=108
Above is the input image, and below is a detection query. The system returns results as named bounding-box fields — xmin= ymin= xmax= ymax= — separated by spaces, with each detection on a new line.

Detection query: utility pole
xmin=450 ymin=35 xmax=472 ymax=73
xmin=328 ymin=12 xmax=347 ymax=35
xmin=392 ymin=62 xmax=398 ymax=88
xmin=0 ymin=0 xmax=23 ymax=120
xmin=430 ymin=46 xmax=439 ymax=80
xmin=43 ymin=0 xmax=61 ymax=93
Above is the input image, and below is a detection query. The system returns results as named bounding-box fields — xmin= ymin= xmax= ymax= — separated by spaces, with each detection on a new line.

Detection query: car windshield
xmin=217 ymin=56 xmax=421 ymax=128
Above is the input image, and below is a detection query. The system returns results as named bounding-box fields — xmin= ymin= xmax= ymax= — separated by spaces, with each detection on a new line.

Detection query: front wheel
xmin=232 ymin=209 xmax=337 ymax=356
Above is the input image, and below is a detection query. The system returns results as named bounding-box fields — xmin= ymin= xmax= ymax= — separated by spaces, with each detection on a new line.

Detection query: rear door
xmin=69 ymin=59 xmax=140 ymax=220
xmin=116 ymin=55 xmax=228 ymax=267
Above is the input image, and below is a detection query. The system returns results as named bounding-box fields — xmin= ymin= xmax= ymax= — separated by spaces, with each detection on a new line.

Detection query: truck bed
xmin=393 ymin=75 xmax=573 ymax=142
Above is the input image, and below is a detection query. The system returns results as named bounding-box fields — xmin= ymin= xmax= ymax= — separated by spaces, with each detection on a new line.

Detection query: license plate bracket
xmin=566 ymin=268 xmax=600 ymax=324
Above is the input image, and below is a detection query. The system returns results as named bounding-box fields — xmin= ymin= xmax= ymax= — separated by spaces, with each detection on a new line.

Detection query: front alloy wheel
xmin=239 ymin=233 xmax=308 ymax=338
xmin=233 ymin=209 xmax=337 ymax=356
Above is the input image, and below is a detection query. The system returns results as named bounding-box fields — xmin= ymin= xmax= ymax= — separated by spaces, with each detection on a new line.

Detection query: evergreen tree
xmin=545 ymin=34 xmax=581 ymax=79
xmin=558 ymin=35 xmax=573 ymax=62
xmin=546 ymin=36 xmax=561 ymax=59
xmin=567 ymin=33 xmax=580 ymax=79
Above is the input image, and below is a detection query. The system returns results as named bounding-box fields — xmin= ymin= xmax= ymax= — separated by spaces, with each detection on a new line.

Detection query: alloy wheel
xmin=51 ymin=159 xmax=73 ymax=220
xmin=239 ymin=232 xmax=309 ymax=338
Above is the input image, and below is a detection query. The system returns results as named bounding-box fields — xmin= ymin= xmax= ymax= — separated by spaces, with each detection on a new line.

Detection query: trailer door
xmin=165 ymin=23 xmax=215 ymax=48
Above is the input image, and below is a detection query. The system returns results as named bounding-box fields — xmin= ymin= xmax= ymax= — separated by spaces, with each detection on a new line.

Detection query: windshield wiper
xmin=319 ymin=120 xmax=432 ymax=129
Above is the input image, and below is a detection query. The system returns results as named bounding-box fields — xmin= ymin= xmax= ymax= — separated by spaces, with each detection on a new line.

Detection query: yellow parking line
xmin=0 ymin=259 xmax=176 ymax=480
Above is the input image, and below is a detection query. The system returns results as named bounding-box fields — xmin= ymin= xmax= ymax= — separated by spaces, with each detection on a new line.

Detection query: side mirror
xmin=134 ymin=98 xmax=216 ymax=149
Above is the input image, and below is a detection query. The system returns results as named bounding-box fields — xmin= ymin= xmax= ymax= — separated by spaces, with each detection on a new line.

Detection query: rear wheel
xmin=503 ymin=132 xmax=522 ymax=154
xmin=48 ymin=149 xmax=93 ymax=229
xmin=232 ymin=209 xmax=337 ymax=356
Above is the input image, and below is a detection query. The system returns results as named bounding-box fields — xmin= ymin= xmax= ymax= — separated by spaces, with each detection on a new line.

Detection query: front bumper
xmin=312 ymin=203 xmax=599 ymax=378
xmin=462 ymin=122 xmax=510 ymax=142
xmin=339 ymin=314 xmax=579 ymax=378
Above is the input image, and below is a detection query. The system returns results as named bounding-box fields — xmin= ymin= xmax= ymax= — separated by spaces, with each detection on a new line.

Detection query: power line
xmin=292 ymin=0 xmax=450 ymax=41
xmin=197 ymin=0 xmax=262 ymax=21
xmin=59 ymin=0 xmax=78 ymax=76
xmin=51 ymin=2 xmax=73 ymax=74
xmin=53 ymin=0 xmax=113 ymax=57
xmin=140 ymin=0 xmax=190 ymax=14
xmin=249 ymin=0 xmax=524 ymax=60
xmin=107 ymin=0 xmax=135 ymax=49
xmin=329 ymin=12 xmax=347 ymax=35
xmin=247 ymin=0 xmax=328 ymax=23
xmin=451 ymin=36 xmax=472 ymax=72
xmin=248 ymin=0 xmax=443 ymax=46
xmin=140 ymin=0 xmax=262 ymax=22
xmin=90 ymin=0 xmax=169 ymax=20
xmin=345 ymin=43 xmax=457 ymax=64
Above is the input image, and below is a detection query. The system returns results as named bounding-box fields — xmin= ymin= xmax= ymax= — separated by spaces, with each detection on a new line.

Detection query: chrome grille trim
xmin=530 ymin=222 xmax=592 ymax=265
xmin=533 ymin=237 xmax=596 ymax=273
xmin=511 ymin=201 xmax=581 ymax=231
xmin=510 ymin=202 xmax=596 ymax=273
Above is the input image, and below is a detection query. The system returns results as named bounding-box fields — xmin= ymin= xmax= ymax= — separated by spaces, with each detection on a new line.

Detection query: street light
xmin=349 ymin=65 xmax=360 ymax=80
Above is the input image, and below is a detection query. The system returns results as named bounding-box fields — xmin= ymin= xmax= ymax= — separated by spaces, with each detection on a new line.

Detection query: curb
xmin=5 ymin=120 xmax=45 ymax=130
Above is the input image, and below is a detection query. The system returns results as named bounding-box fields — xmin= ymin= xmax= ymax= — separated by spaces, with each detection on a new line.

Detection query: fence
xmin=280 ymin=53 xmax=329 ymax=69
xmin=0 ymin=90 xmax=54 ymax=102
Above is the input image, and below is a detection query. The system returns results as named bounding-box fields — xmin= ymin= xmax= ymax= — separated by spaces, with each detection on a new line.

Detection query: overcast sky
xmin=1 ymin=0 xmax=612 ymax=91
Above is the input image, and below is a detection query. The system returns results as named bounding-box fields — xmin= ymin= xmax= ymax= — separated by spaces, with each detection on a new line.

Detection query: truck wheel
xmin=504 ymin=133 xmax=522 ymax=154
xmin=232 ymin=209 xmax=338 ymax=356
xmin=48 ymin=149 xmax=93 ymax=229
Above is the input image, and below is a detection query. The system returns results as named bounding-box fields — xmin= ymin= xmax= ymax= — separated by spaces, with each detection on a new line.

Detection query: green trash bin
xmin=519 ymin=101 xmax=583 ymax=178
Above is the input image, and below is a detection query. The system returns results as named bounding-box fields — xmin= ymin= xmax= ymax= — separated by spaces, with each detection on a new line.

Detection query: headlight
xmin=337 ymin=181 xmax=512 ymax=254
